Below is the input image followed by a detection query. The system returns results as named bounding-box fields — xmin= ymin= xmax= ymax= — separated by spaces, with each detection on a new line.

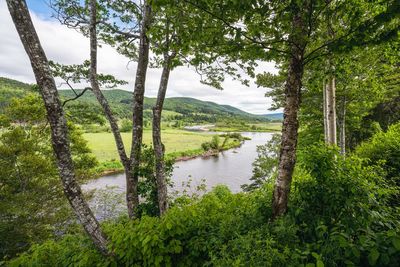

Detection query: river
xmin=83 ymin=132 xmax=273 ymax=218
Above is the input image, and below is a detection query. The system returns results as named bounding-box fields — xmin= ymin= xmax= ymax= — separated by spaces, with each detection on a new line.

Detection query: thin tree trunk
xmin=128 ymin=1 xmax=152 ymax=218
xmin=325 ymin=2 xmax=337 ymax=146
xmin=88 ymin=0 xmax=132 ymax=189
xmin=327 ymin=76 xmax=337 ymax=145
xmin=339 ymin=96 xmax=346 ymax=155
xmin=323 ymin=79 xmax=329 ymax=143
xmin=153 ymin=54 xmax=174 ymax=216
xmin=6 ymin=0 xmax=108 ymax=254
xmin=272 ymin=10 xmax=306 ymax=219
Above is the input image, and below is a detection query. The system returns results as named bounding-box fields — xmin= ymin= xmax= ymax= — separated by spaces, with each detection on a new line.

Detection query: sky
xmin=0 ymin=0 xmax=280 ymax=115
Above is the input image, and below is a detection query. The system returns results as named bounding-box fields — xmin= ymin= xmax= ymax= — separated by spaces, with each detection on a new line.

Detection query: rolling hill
xmin=0 ymin=77 xmax=281 ymax=123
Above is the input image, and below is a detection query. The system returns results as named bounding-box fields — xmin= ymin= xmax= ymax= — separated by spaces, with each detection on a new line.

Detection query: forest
xmin=0 ymin=0 xmax=399 ymax=266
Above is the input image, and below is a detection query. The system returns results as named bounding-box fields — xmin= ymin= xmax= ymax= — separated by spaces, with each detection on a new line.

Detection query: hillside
xmin=0 ymin=77 xmax=279 ymax=123
xmin=58 ymin=89 xmax=271 ymax=122
xmin=263 ymin=113 xmax=283 ymax=121
xmin=0 ymin=77 xmax=32 ymax=111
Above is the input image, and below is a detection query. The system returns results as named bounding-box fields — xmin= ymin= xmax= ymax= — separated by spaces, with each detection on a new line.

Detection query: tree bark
xmin=6 ymin=0 xmax=108 ymax=254
xmin=272 ymin=10 xmax=306 ymax=219
xmin=325 ymin=2 xmax=337 ymax=146
xmin=323 ymin=79 xmax=329 ymax=143
xmin=326 ymin=76 xmax=337 ymax=145
xmin=152 ymin=54 xmax=174 ymax=216
xmin=128 ymin=1 xmax=152 ymax=218
xmin=88 ymin=0 xmax=133 ymax=192
xmin=339 ymin=96 xmax=346 ymax=155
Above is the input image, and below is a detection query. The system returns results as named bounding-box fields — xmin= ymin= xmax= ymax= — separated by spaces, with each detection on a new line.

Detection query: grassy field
xmin=83 ymin=129 xmax=213 ymax=162
xmin=212 ymin=122 xmax=282 ymax=132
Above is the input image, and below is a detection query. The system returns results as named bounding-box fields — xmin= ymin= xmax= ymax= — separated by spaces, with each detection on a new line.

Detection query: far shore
xmin=94 ymin=136 xmax=249 ymax=178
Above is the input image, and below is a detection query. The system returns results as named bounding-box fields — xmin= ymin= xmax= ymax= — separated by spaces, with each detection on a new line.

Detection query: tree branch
xmin=183 ymin=0 xmax=291 ymax=56
xmin=62 ymin=87 xmax=91 ymax=107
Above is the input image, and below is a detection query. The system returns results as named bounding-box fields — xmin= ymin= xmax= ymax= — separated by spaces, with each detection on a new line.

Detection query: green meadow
xmin=83 ymin=129 xmax=214 ymax=162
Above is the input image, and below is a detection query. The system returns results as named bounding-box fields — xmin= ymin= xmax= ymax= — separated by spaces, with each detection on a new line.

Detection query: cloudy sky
xmin=0 ymin=0 xmax=280 ymax=115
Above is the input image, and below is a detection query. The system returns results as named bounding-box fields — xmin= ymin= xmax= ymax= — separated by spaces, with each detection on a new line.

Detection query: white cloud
xmin=0 ymin=2 xmax=281 ymax=114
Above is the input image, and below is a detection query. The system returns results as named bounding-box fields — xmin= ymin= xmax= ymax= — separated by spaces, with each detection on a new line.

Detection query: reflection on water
xmin=83 ymin=132 xmax=273 ymax=219
xmin=84 ymin=132 xmax=273 ymax=193
xmin=172 ymin=132 xmax=273 ymax=193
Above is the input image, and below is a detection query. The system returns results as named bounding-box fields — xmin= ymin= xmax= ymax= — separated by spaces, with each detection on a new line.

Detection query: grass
xmin=83 ymin=129 xmax=213 ymax=162
xmin=212 ymin=122 xmax=282 ymax=132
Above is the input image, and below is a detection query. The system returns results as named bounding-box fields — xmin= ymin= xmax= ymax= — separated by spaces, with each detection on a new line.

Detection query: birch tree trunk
xmin=326 ymin=76 xmax=337 ymax=145
xmin=128 ymin=1 xmax=152 ymax=218
xmin=88 ymin=0 xmax=133 ymax=195
xmin=325 ymin=3 xmax=337 ymax=146
xmin=6 ymin=0 xmax=108 ymax=254
xmin=323 ymin=79 xmax=329 ymax=143
xmin=272 ymin=9 xmax=306 ymax=219
xmin=339 ymin=96 xmax=346 ymax=155
xmin=152 ymin=54 xmax=174 ymax=216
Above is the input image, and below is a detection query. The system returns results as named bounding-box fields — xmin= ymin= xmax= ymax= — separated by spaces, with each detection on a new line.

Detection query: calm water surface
xmin=84 ymin=132 xmax=273 ymax=193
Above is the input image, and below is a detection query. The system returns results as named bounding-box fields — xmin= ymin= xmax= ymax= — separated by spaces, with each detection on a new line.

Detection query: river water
xmin=82 ymin=132 xmax=273 ymax=218
xmin=84 ymin=132 xmax=273 ymax=194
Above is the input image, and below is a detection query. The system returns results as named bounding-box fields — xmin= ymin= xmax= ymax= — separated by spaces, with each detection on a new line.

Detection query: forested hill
xmin=0 ymin=77 xmax=31 ymax=111
xmin=0 ymin=77 xmax=282 ymax=122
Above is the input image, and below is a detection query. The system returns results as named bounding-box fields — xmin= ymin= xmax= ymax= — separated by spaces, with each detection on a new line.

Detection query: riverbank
xmin=212 ymin=122 xmax=282 ymax=132
xmin=183 ymin=122 xmax=282 ymax=133
xmin=92 ymin=133 xmax=249 ymax=177
xmin=84 ymin=132 xmax=273 ymax=195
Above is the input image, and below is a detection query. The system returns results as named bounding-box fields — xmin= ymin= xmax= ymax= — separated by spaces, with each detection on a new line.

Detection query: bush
xmin=120 ymin=118 xmax=132 ymax=132
xmin=9 ymin=185 xmax=272 ymax=266
xmin=242 ymin=134 xmax=280 ymax=191
xmin=201 ymin=141 xmax=211 ymax=151
xmin=210 ymin=135 xmax=220 ymax=149
xmin=137 ymin=145 xmax=174 ymax=217
xmin=8 ymin=147 xmax=400 ymax=266
xmin=290 ymin=145 xmax=400 ymax=266
xmin=356 ymin=122 xmax=400 ymax=204
xmin=201 ymin=135 xmax=220 ymax=151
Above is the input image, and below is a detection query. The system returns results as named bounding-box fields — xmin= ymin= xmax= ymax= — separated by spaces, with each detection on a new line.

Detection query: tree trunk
xmin=326 ymin=76 xmax=337 ymax=145
xmin=339 ymin=96 xmax=346 ymax=155
xmin=6 ymin=0 xmax=108 ymax=254
xmin=272 ymin=10 xmax=306 ymax=219
xmin=128 ymin=1 xmax=152 ymax=218
xmin=152 ymin=54 xmax=174 ymax=216
xmin=323 ymin=79 xmax=329 ymax=143
xmin=88 ymin=0 xmax=133 ymax=192
xmin=325 ymin=2 xmax=337 ymax=146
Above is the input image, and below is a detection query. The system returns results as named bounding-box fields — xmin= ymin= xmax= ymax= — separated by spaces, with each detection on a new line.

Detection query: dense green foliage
xmin=8 ymin=143 xmax=400 ymax=266
xmin=0 ymin=94 xmax=98 ymax=259
xmin=200 ymin=133 xmax=248 ymax=152
xmin=242 ymin=134 xmax=280 ymax=192
xmin=0 ymin=78 xmax=31 ymax=113
xmin=356 ymin=122 xmax=400 ymax=204
xmin=137 ymin=145 xmax=174 ymax=217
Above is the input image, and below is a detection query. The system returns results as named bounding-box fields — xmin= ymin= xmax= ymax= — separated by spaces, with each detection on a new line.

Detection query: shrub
xmin=119 ymin=118 xmax=132 ymax=132
xmin=356 ymin=122 xmax=400 ymax=204
xmin=210 ymin=135 xmax=220 ymax=150
xmin=290 ymin=145 xmax=400 ymax=266
xmin=8 ymin=147 xmax=400 ymax=267
xmin=201 ymin=141 xmax=211 ymax=151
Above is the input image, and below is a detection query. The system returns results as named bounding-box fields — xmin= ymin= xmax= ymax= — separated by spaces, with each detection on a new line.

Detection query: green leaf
xmin=392 ymin=237 xmax=400 ymax=251
xmin=316 ymin=260 xmax=324 ymax=267
xmin=311 ymin=252 xmax=320 ymax=260
xmin=166 ymin=222 xmax=173 ymax=230
xmin=368 ymin=249 xmax=380 ymax=266
xmin=142 ymin=235 xmax=152 ymax=245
